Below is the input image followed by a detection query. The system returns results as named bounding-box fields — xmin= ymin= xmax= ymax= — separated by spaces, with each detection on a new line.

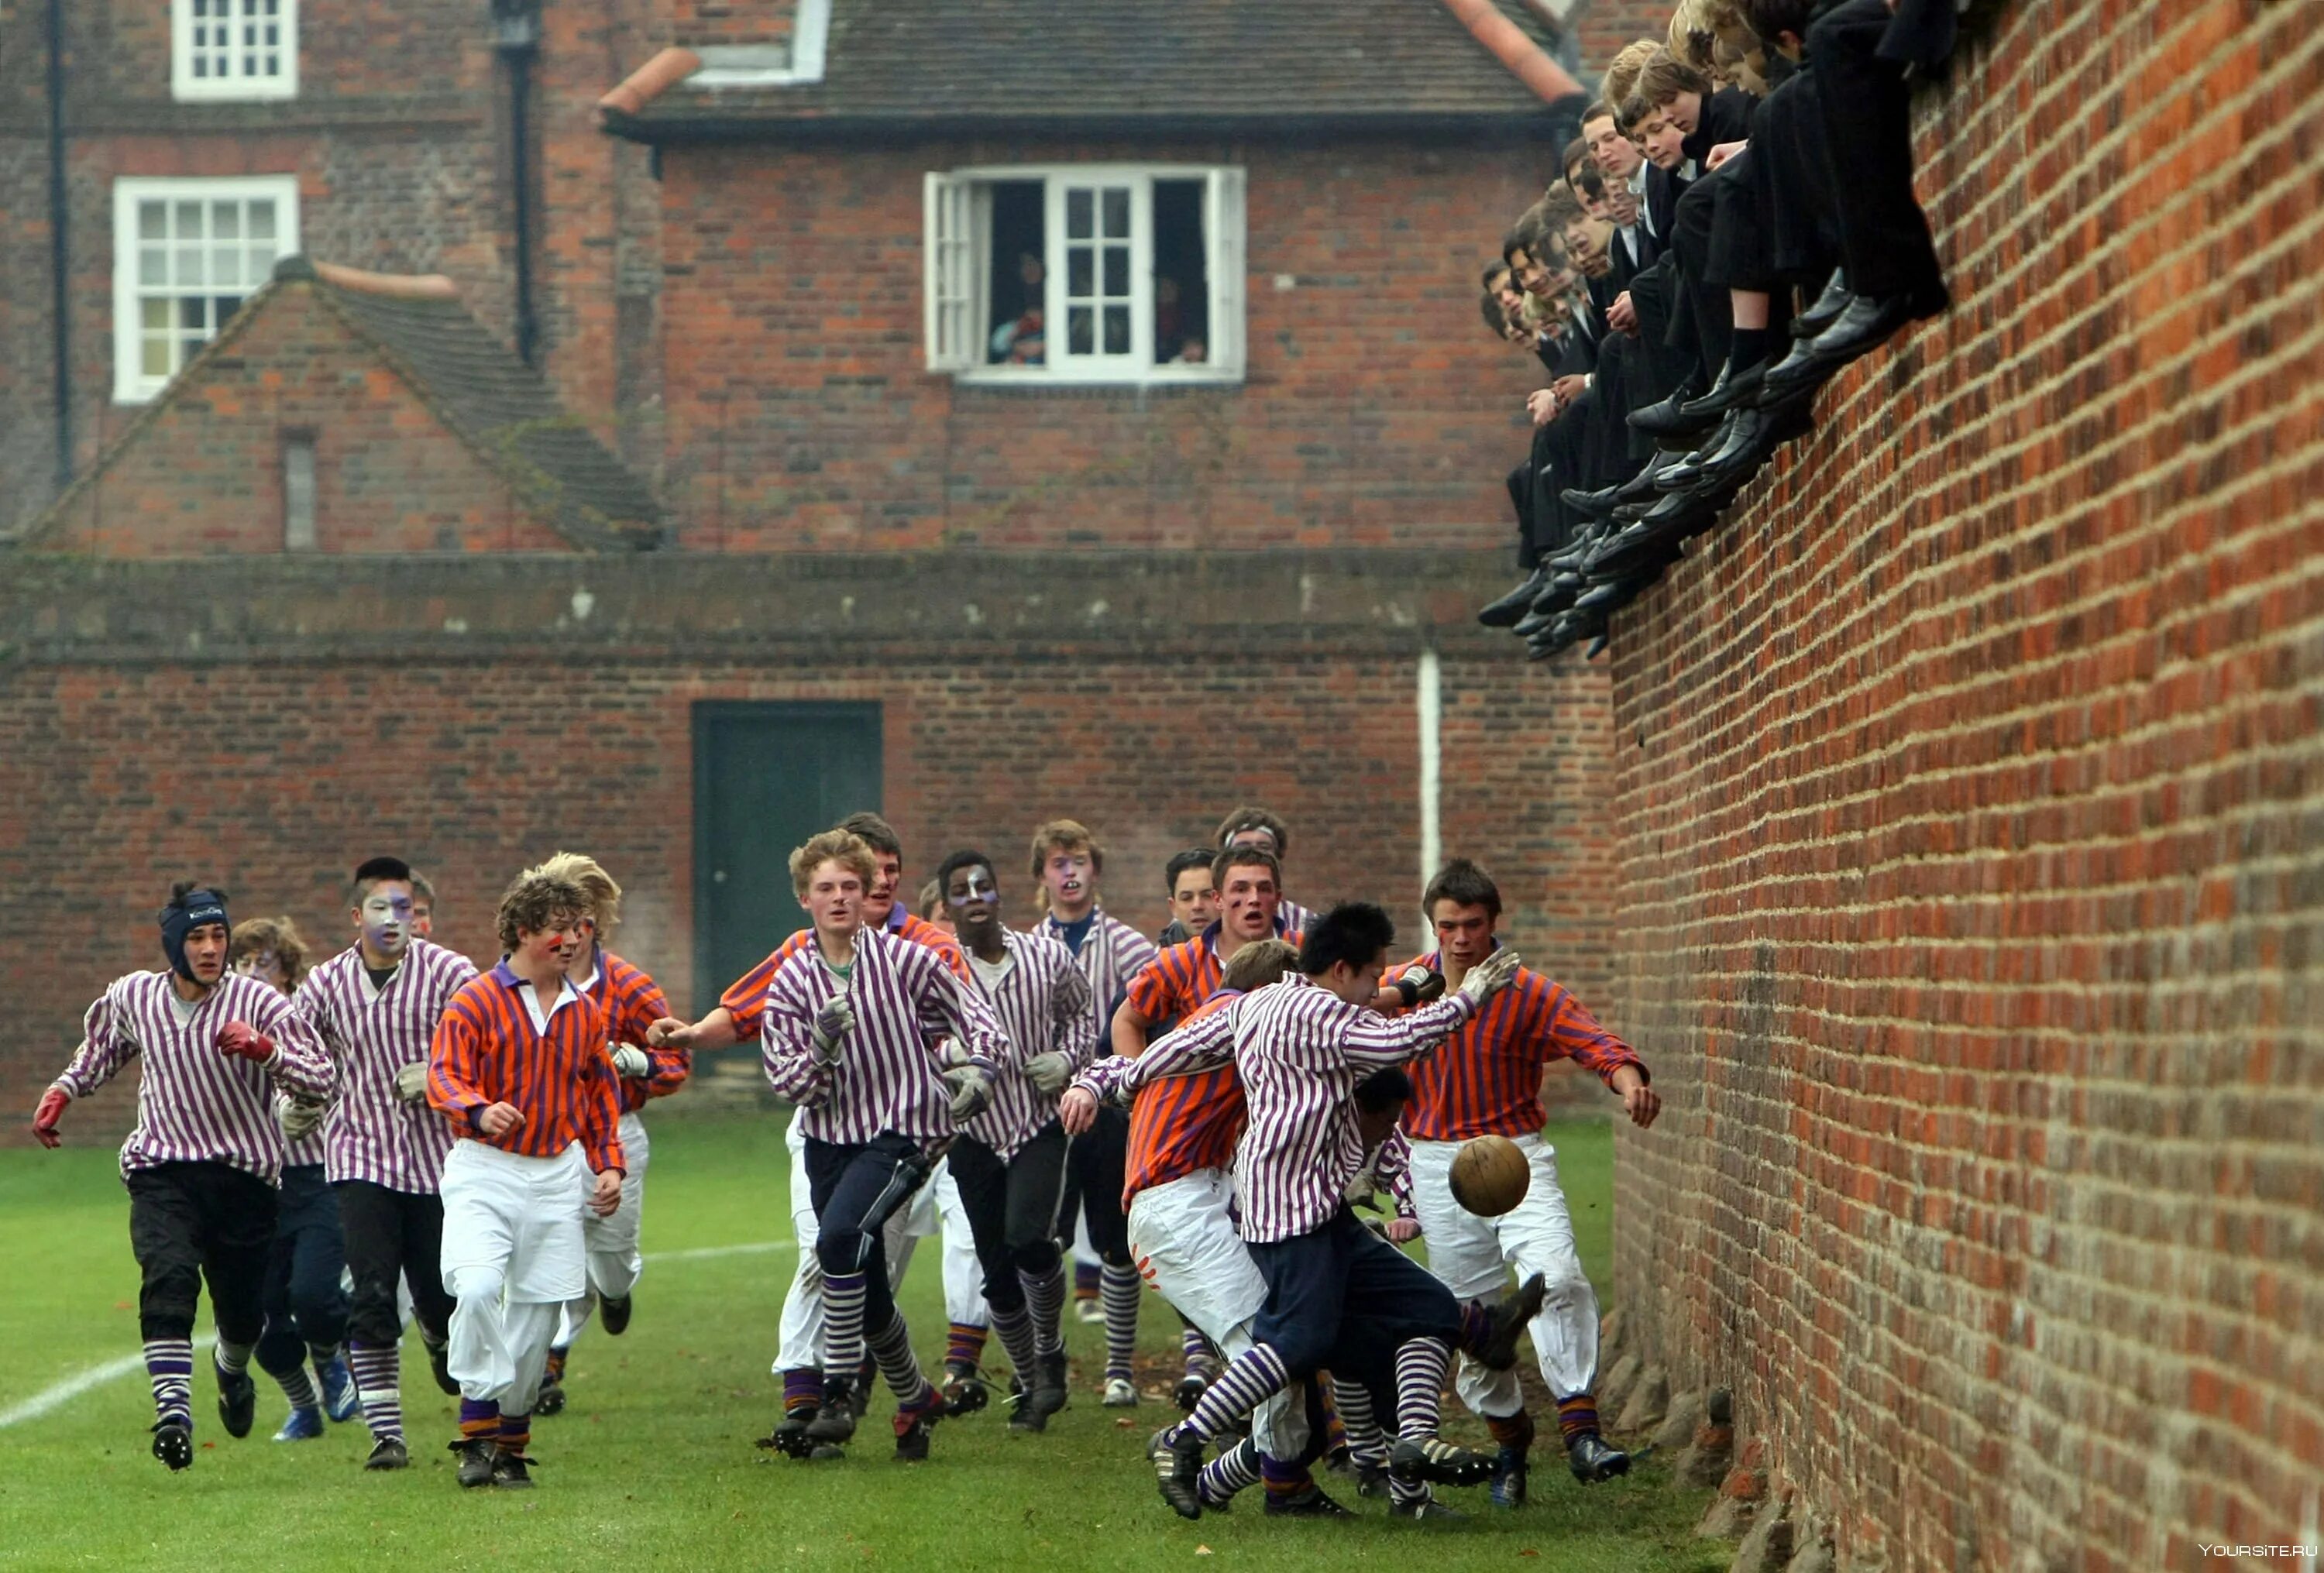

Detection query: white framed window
xmin=112 ymin=177 xmax=300 ymax=404
xmin=172 ymin=0 xmax=298 ymax=101
xmin=923 ymin=164 xmax=1246 ymax=386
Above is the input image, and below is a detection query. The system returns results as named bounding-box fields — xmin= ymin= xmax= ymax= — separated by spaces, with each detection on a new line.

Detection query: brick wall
xmin=1601 ymin=1 xmax=2322 ymax=1568
xmin=1566 ymin=0 xmax=1673 ymax=77
xmin=0 ymin=552 xmax=1620 ymax=1135
xmin=655 ymin=139 xmax=1552 ymax=551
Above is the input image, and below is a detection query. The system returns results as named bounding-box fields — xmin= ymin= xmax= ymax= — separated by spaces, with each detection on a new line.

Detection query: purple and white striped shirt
xmin=53 ymin=970 xmax=332 ymax=1185
xmin=1072 ymin=993 xmax=1243 ymax=1104
xmin=1036 ymin=907 xmax=1157 ymax=1042
xmin=1280 ymin=898 xmax=1318 ymax=936
xmin=762 ymin=926 xmax=1009 ymax=1148
xmin=1229 ymin=974 xmax=1474 ymax=1243
xmin=293 ymin=939 xmax=479 ymax=1193
xmin=959 ymin=928 xmax=1095 ymax=1159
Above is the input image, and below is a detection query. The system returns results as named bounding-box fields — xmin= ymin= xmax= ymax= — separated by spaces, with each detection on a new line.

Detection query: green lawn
xmin=0 ymin=1115 xmax=1717 ymax=1572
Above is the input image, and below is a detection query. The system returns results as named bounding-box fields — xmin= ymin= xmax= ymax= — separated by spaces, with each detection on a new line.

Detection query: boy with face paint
xmin=529 ymin=852 xmax=687 ymax=1418
xmin=32 ymin=881 xmax=332 ymax=1471
xmin=1026 ymin=818 xmax=1159 ymax=1406
xmin=290 ymin=855 xmax=480 ymax=1468
xmin=428 ymin=871 xmax=627 ymax=1489
xmin=935 ymin=850 xmax=1095 ymax=1431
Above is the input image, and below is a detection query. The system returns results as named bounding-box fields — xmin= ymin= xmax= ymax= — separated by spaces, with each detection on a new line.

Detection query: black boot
xmin=1477 ymin=569 xmax=1549 ymax=628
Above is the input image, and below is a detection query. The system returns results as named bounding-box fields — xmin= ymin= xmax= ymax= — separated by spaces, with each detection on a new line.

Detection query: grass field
xmin=0 ymin=1114 xmax=1721 ymax=1572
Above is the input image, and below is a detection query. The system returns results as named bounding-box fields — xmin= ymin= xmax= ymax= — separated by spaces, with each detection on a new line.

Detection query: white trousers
xmin=932 ymin=1163 xmax=991 ymax=1329
xmin=1409 ymin=1133 xmax=1599 ymax=1414
xmin=441 ymin=1141 xmax=588 ymax=1407
xmin=1127 ymin=1169 xmax=1305 ymax=1461
xmin=772 ymin=1115 xmax=933 ymax=1373
xmin=555 ymin=1112 xmax=649 ymax=1348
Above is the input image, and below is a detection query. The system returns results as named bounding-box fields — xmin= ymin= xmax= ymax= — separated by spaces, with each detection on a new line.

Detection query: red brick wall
xmin=35 ymin=283 xmax=568 ymax=555
xmin=1603 ymin=2 xmax=2323 ymax=1568
xmin=655 ymin=139 xmax=1550 ymax=551
xmin=1566 ymin=0 xmax=1670 ymax=77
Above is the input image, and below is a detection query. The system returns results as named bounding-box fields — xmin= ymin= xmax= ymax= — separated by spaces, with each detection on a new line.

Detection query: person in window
xmin=1171 ymin=336 xmax=1208 ymax=367
xmin=1155 ymin=277 xmax=1186 ymax=361
xmin=990 ymin=254 xmax=1047 ymax=365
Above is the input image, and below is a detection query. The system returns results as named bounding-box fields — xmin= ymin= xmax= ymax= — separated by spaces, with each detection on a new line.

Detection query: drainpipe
xmin=494 ymin=0 xmax=541 ymax=366
xmin=46 ymin=0 xmax=73 ymax=488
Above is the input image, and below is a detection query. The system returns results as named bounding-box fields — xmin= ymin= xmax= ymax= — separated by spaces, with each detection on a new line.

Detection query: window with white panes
xmin=923 ymin=165 xmax=1246 ymax=386
xmin=112 ymin=177 xmax=301 ymax=404
xmin=173 ymin=0 xmax=298 ymax=101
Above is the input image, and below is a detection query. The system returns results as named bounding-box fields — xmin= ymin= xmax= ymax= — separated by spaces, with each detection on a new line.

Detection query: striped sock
xmin=1331 ymin=1374 xmax=1389 ymax=1466
xmin=143 ymin=1338 xmax=194 ymax=1428
xmin=215 ymin=1338 xmax=253 ymax=1376
xmin=272 ymin=1362 xmax=320 ymax=1413
xmin=1100 ymin=1262 xmax=1141 ymax=1381
xmin=1317 ymin=1375 xmax=1349 ymax=1458
xmin=543 ymin=1347 xmax=567 ymax=1385
xmin=1389 ymin=1475 xmax=1432 ymax=1509
xmin=1021 ymin=1262 xmax=1067 ymax=1357
xmin=1555 ymin=1393 xmax=1600 ymax=1443
xmin=1171 ymin=1342 xmax=1288 ymax=1444
xmin=820 ymin=1270 xmax=868 ymax=1384
xmin=1456 ymin=1300 xmax=1494 ymax=1354
xmin=865 ymin=1312 xmax=933 ymax=1407
xmin=1180 ymin=1322 xmax=1219 ymax=1382
xmin=1074 ymin=1259 xmax=1101 ymax=1303
xmin=1488 ymin=1407 xmax=1537 ymax=1451
xmin=1394 ymin=1337 xmax=1450 ymax=1441
xmin=1260 ymin=1450 xmax=1315 ymax=1500
xmin=306 ymin=1340 xmax=339 ymax=1370
xmin=1198 ymin=1436 xmax=1262 ymax=1506
xmin=945 ymin=1321 xmax=988 ymax=1370
xmin=989 ymin=1302 xmax=1038 ymax=1384
xmin=782 ymin=1367 xmax=822 ymax=1414
xmin=458 ymin=1396 xmax=500 ymax=1440
xmin=348 ymin=1341 xmax=403 ymax=1441
xmin=497 ymin=1410 xmax=531 ymax=1454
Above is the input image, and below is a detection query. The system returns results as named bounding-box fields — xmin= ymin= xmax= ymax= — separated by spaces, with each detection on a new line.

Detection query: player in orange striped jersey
xmin=1111 ymin=844 xmax=1300 ymax=1057
xmin=1385 ymin=858 xmax=1659 ymax=1502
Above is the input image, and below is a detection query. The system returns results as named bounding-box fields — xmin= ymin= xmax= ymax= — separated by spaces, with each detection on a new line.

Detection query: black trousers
xmin=336 ymin=1179 xmax=456 ymax=1346
xmin=126 ymin=1161 xmax=277 ymax=1345
xmin=1057 ymin=1104 xmax=1131 ymax=1266
xmin=256 ymin=1164 xmax=349 ymax=1376
xmin=1249 ymin=1209 xmax=1463 ymax=1379
xmin=948 ymin=1122 xmax=1068 ymax=1316
xmin=1811 ymin=0 xmax=1948 ymax=307
xmin=805 ymin=1132 xmax=937 ymax=1336
xmin=1754 ymin=68 xmax=1842 ymax=285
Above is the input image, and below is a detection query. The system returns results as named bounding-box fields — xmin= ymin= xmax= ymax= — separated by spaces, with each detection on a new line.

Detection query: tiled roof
xmin=610 ymin=0 xmax=1579 ymax=136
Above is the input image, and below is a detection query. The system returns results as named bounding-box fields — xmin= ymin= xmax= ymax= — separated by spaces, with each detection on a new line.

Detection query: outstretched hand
xmin=32 ymin=1087 xmax=67 ymax=1149
xmin=1457 ymin=947 xmax=1522 ymax=1005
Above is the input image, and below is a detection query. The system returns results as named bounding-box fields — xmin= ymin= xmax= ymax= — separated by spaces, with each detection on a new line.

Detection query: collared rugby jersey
xmin=1384 ymin=948 xmax=1642 ymax=1140
xmin=295 ymin=937 xmax=478 ymax=1192
xmin=429 ymin=962 xmax=625 ymax=1173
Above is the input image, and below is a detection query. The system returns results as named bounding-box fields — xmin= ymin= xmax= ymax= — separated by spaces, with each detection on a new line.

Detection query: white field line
xmin=0 ymin=1239 xmax=791 ymax=1430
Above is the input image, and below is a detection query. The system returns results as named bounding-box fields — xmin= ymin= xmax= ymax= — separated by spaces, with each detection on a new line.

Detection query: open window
xmin=923 ymin=165 xmax=1246 ymax=386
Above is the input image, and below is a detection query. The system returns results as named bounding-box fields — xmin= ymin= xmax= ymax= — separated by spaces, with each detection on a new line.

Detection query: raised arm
xmin=1122 ymin=1002 xmax=1239 ymax=1091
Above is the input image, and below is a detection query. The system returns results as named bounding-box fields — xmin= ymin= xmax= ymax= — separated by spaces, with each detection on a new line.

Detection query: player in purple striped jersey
xmin=290 ymin=856 xmax=480 ymax=1469
xmin=32 ymin=882 xmax=332 ymax=1471
xmin=1028 ymin=819 xmax=1158 ymax=1406
xmin=935 ymin=850 xmax=1096 ymax=1430
xmin=1145 ymin=902 xmax=1543 ymax=1523
xmin=764 ymin=830 xmax=1009 ymax=1462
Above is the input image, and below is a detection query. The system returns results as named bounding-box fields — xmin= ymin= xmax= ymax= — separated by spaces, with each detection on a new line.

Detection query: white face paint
xmin=360 ymin=887 xmax=414 ymax=960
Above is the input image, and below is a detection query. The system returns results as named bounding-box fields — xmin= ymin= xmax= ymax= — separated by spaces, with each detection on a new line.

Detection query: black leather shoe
xmin=1567 ymin=1431 xmax=1631 ymax=1484
xmin=1528 ymin=572 xmax=1580 ymax=619
xmin=1584 ymin=631 xmax=1612 ymax=660
xmin=1754 ymin=336 xmax=1837 ymax=404
xmin=1616 ymin=453 xmax=1675 ymax=500
xmin=1793 ymin=269 xmax=1850 ymax=338
xmin=1676 ymin=358 xmax=1764 ymax=422
xmin=215 ymin=1355 xmax=256 ymax=1440
xmin=1513 ymin=606 xmax=1557 ymax=640
xmin=1654 ymin=410 xmax=1742 ymax=490
xmin=1808 ymin=290 xmax=1917 ymax=359
xmin=1477 ymin=570 xmax=1549 ymax=628
xmin=1559 ymin=483 xmax=1624 ymax=519
xmin=1627 ymin=383 xmax=1716 ymax=444
xmin=600 ymin=1294 xmax=632 ymax=1336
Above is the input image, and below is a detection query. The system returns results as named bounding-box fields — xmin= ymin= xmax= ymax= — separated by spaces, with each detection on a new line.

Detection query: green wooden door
xmin=691 ymin=702 xmax=882 ymax=1017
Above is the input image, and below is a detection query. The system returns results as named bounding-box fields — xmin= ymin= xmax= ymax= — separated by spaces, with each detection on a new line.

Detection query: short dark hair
xmin=1480 ymin=262 xmax=1509 ymax=290
xmin=1483 ymin=289 xmax=1511 ymax=338
xmin=1573 ymin=165 xmax=1607 ymax=202
xmin=1165 ymin=847 xmax=1217 ymax=894
xmin=1736 ymin=0 xmax=1813 ymax=40
xmin=1212 ymin=843 xmax=1282 ymax=892
xmin=1580 ymin=98 xmax=1614 ymax=125
xmin=936 ymin=848 xmax=995 ymax=895
xmin=1298 ymin=902 xmax=1396 ymax=977
xmin=1634 ymin=51 xmax=1713 ymax=111
xmin=495 ymin=871 xmax=590 ymax=954
xmin=1561 ymin=136 xmax=1591 ymax=180
xmin=1214 ymin=805 xmax=1290 ymax=858
xmin=1354 ymin=1066 xmax=1414 ymax=1114
xmin=167 ymin=878 xmax=228 ymax=909
xmin=1422 ymin=858 xmax=1504 ymax=921
xmin=838 ymin=812 xmax=902 ymax=859
xmin=350 ymin=855 xmax=413 ymax=906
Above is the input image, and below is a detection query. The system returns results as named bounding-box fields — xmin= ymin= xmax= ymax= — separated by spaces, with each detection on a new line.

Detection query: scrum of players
xmin=31 ymin=805 xmax=1658 ymax=1517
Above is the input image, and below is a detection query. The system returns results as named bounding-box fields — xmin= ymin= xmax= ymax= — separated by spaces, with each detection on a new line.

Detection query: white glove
xmin=610 ymin=1043 xmax=652 ymax=1080
xmin=392 ymin=1062 xmax=430 ymax=1103
xmin=811 ymin=995 xmax=854 ymax=1063
xmin=277 ymin=1096 xmax=327 ymax=1142
xmin=1456 ymin=948 xmax=1522 ymax=1006
xmin=943 ymin=1066 xmax=990 ymax=1122
xmin=1021 ymin=1052 xmax=1072 ymax=1097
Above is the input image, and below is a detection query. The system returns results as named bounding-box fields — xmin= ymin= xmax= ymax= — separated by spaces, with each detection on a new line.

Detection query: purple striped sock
xmin=865 ymin=1312 xmax=932 ymax=1406
xmin=143 ymin=1338 xmax=194 ymax=1428
xmin=1021 ymin=1263 xmax=1067 ymax=1358
xmin=271 ymin=1362 xmax=319 ymax=1413
xmin=1260 ymin=1450 xmax=1314 ymax=1498
xmin=821 ymin=1271 xmax=867 ymax=1385
xmin=1181 ymin=1323 xmax=1219 ymax=1382
xmin=1394 ymin=1337 xmax=1450 ymax=1441
xmin=782 ymin=1366 xmax=822 ymax=1414
xmin=1332 ymin=1374 xmax=1389 ymax=1465
xmin=989 ymin=1301 xmax=1038 ymax=1384
xmin=1198 ymin=1437 xmax=1261 ymax=1506
xmin=347 ymin=1341 xmax=403 ymax=1442
xmin=1099 ymin=1262 xmax=1141 ymax=1381
xmin=1173 ymin=1341 xmax=1288 ymax=1444
xmin=458 ymin=1396 xmax=499 ymax=1438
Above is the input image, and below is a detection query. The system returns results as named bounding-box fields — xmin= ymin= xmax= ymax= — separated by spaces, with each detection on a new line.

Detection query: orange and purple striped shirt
xmin=1386 ymin=949 xmax=1643 ymax=1141
xmin=720 ymin=908 xmax=966 ymax=1041
xmin=581 ymin=950 xmax=685 ymax=1114
xmin=1122 ymin=919 xmax=1301 ymax=1029
xmin=428 ymin=961 xmax=626 ymax=1173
